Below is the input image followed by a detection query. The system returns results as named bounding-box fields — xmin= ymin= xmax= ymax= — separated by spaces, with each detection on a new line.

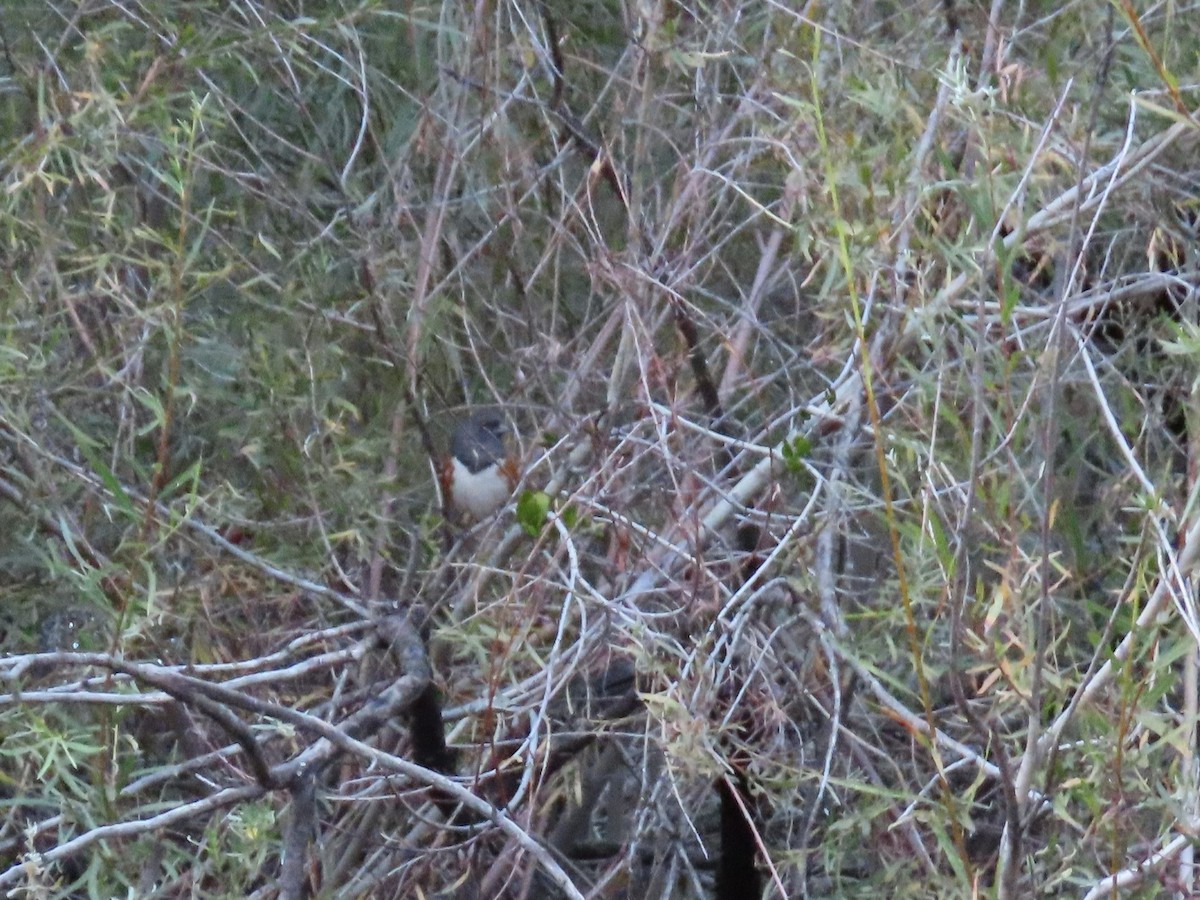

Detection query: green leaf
xmin=780 ymin=434 xmax=813 ymax=474
xmin=53 ymin=411 xmax=136 ymax=519
xmin=159 ymin=457 xmax=203 ymax=505
xmin=516 ymin=490 xmax=552 ymax=537
xmin=559 ymin=503 xmax=579 ymax=530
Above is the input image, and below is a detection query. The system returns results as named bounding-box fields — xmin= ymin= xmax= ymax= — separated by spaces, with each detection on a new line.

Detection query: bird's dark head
xmin=451 ymin=411 xmax=510 ymax=474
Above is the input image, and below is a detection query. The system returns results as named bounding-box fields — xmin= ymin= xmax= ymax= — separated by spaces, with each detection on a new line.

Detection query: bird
xmin=441 ymin=411 xmax=520 ymax=520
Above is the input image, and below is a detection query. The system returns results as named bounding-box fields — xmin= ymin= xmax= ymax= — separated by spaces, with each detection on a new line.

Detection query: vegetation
xmin=1 ymin=0 xmax=1199 ymax=896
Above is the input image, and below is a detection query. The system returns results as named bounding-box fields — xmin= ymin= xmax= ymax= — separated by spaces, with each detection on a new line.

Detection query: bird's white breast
xmin=451 ymin=457 xmax=512 ymax=519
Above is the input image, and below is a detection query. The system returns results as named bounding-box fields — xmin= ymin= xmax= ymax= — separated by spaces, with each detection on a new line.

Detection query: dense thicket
xmin=1 ymin=1 xmax=1199 ymax=897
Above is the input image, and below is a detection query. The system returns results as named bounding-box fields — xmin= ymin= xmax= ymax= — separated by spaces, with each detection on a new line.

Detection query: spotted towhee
xmin=441 ymin=411 xmax=520 ymax=520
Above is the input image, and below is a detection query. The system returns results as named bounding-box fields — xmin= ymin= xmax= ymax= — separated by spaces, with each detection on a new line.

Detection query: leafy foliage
xmin=2 ymin=0 xmax=1200 ymax=897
